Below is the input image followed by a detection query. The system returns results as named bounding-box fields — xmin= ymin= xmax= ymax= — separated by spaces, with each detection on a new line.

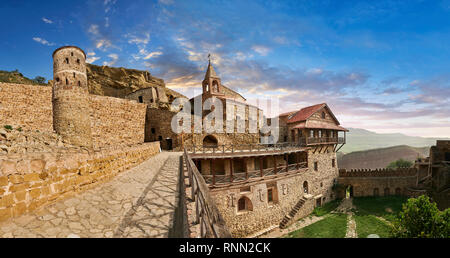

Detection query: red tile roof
xmin=287 ymin=103 xmax=326 ymax=123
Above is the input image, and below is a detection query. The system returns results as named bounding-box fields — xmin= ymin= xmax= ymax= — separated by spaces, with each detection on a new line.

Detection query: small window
xmin=77 ymin=59 xmax=80 ymax=64
xmin=332 ymin=159 xmax=335 ymax=168
xmin=151 ymin=128 xmax=156 ymax=134
xmin=71 ymin=52 xmax=73 ymax=56
xmin=56 ymin=77 xmax=60 ymax=82
xmin=158 ymin=136 xmax=162 ymax=141
xmin=73 ymin=72 xmax=76 ymax=78
xmin=318 ymin=131 xmax=322 ymax=138
xmin=268 ymin=189 xmax=273 ymax=202
xmin=237 ymin=197 xmax=252 ymax=211
xmin=322 ymin=111 xmax=326 ymax=119
xmin=78 ymin=81 xmax=81 ymax=86
xmin=66 ymin=78 xmax=68 ymax=85
xmin=314 ymin=162 xmax=318 ymax=171
xmin=65 ymin=58 xmax=69 ymax=64
xmin=240 ymin=186 xmax=251 ymax=193
xmin=138 ymin=96 xmax=143 ymax=103
xmin=310 ymin=130 xmax=314 ymax=137
xmin=373 ymin=188 xmax=379 ymax=196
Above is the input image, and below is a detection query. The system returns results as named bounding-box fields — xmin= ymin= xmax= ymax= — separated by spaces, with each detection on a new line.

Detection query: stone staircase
xmin=279 ymin=196 xmax=308 ymax=229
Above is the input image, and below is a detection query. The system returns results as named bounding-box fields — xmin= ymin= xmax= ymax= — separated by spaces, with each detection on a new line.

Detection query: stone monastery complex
xmin=0 ymin=46 xmax=448 ymax=238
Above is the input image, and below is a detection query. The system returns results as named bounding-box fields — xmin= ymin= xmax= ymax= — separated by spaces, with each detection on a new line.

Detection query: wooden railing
xmin=306 ymin=137 xmax=345 ymax=144
xmin=185 ymin=142 xmax=306 ymax=154
xmin=183 ymin=148 xmax=231 ymax=238
xmin=203 ymin=162 xmax=308 ymax=185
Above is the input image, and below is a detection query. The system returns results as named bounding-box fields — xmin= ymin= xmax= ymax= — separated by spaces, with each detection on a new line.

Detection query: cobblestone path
xmin=0 ymin=152 xmax=182 ymax=238
xmin=258 ymin=215 xmax=329 ymax=238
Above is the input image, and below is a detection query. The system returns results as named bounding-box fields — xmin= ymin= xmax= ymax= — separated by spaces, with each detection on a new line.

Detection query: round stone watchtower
xmin=52 ymin=46 xmax=93 ymax=148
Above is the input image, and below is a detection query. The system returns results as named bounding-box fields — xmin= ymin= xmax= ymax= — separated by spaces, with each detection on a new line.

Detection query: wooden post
xmin=285 ymin=154 xmax=289 ymax=173
xmin=274 ymin=155 xmax=277 ymax=174
xmin=245 ymin=158 xmax=249 ymax=180
xmin=230 ymin=158 xmax=233 ymax=183
xmin=211 ymin=159 xmax=215 ymax=185
xmin=260 ymin=157 xmax=263 ymax=177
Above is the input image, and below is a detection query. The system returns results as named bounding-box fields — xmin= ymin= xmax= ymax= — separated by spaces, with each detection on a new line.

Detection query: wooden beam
xmin=260 ymin=157 xmax=263 ymax=177
xmin=230 ymin=158 xmax=233 ymax=183
xmin=211 ymin=159 xmax=215 ymax=185
xmin=274 ymin=155 xmax=277 ymax=174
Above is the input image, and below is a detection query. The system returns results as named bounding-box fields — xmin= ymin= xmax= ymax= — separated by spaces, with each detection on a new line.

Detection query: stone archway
xmin=203 ymin=135 xmax=218 ymax=148
xmin=346 ymin=185 xmax=354 ymax=198
xmin=303 ymin=181 xmax=309 ymax=194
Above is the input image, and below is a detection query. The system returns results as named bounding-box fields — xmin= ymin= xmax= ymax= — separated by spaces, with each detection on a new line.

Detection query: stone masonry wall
xmin=208 ymin=147 xmax=338 ymax=237
xmin=0 ymin=83 xmax=53 ymax=132
xmin=0 ymin=142 xmax=160 ymax=222
xmin=89 ymin=95 xmax=147 ymax=149
xmin=337 ymin=168 xmax=418 ymax=198
xmin=210 ymin=173 xmax=314 ymax=238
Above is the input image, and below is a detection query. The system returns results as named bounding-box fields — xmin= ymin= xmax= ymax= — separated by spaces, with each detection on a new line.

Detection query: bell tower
xmin=202 ymin=54 xmax=224 ymax=101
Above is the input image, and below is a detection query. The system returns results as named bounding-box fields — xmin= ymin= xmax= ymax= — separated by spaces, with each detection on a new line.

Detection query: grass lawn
xmin=312 ymin=198 xmax=342 ymax=216
xmin=287 ymin=214 xmax=347 ymax=238
xmin=353 ymin=196 xmax=408 ymax=222
xmin=354 ymin=215 xmax=393 ymax=238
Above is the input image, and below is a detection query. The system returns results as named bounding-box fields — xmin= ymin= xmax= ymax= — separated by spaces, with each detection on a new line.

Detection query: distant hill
xmin=337 ymin=145 xmax=430 ymax=170
xmin=340 ymin=128 xmax=449 ymax=153
xmin=0 ymin=70 xmax=47 ymax=85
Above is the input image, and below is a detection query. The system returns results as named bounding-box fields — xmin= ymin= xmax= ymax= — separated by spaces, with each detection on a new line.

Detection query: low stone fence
xmin=339 ymin=168 xmax=418 ymax=177
xmin=0 ymin=141 xmax=160 ymax=221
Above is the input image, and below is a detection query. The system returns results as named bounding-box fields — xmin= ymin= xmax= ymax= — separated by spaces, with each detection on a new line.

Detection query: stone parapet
xmin=339 ymin=168 xmax=418 ymax=177
xmin=0 ymin=142 xmax=160 ymax=222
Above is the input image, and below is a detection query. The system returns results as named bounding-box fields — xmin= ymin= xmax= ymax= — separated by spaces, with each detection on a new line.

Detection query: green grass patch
xmin=312 ymin=198 xmax=342 ymax=216
xmin=355 ymin=215 xmax=393 ymax=238
xmin=353 ymin=196 xmax=408 ymax=222
xmin=287 ymin=214 xmax=347 ymax=238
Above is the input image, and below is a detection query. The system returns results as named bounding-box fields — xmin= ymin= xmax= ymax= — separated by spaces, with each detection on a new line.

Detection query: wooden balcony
xmin=203 ymin=162 xmax=308 ymax=187
xmin=298 ymin=137 xmax=345 ymax=145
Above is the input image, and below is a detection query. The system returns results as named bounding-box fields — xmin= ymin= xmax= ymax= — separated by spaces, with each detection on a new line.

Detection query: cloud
xmin=86 ymin=52 xmax=100 ymax=64
xmin=32 ymin=37 xmax=55 ymax=46
xmin=42 ymin=17 xmax=53 ymax=24
xmin=87 ymin=24 xmax=114 ymax=50
xmin=251 ymin=45 xmax=271 ymax=56
xmin=103 ymin=53 xmax=118 ymax=66
xmin=127 ymin=32 xmax=150 ymax=45
xmin=143 ymin=51 xmax=163 ymax=60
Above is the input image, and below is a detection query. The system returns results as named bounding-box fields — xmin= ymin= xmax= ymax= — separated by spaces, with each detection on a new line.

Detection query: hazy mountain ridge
xmin=337 ymin=145 xmax=430 ymax=170
xmin=340 ymin=128 xmax=449 ymax=153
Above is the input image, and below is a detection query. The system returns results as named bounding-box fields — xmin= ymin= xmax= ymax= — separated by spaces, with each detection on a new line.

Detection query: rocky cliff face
xmin=86 ymin=64 xmax=166 ymax=98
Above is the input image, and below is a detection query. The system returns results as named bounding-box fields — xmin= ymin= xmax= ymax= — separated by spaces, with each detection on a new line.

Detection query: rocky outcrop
xmin=85 ymin=64 xmax=166 ymax=98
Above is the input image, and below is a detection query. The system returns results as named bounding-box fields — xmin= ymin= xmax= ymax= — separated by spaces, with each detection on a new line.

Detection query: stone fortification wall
xmin=0 ymin=83 xmax=53 ymax=132
xmin=0 ymin=142 xmax=160 ymax=221
xmin=337 ymin=168 xmax=418 ymax=198
xmin=89 ymin=95 xmax=147 ymax=149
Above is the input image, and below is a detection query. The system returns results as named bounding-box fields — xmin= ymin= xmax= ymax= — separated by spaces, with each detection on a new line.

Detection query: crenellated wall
xmin=89 ymin=95 xmax=147 ymax=149
xmin=0 ymin=142 xmax=160 ymax=222
xmin=337 ymin=168 xmax=419 ymax=198
xmin=0 ymin=83 xmax=53 ymax=132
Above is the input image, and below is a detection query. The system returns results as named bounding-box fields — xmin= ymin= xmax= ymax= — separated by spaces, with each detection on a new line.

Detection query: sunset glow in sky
xmin=1 ymin=0 xmax=450 ymax=137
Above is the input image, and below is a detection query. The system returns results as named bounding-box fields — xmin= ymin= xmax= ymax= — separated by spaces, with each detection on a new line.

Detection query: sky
xmin=1 ymin=0 xmax=450 ymax=138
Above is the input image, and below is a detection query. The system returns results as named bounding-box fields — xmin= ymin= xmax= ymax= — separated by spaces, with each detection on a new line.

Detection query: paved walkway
xmin=0 ymin=152 xmax=182 ymax=238
xmin=258 ymin=215 xmax=328 ymax=238
xmin=335 ymin=198 xmax=358 ymax=238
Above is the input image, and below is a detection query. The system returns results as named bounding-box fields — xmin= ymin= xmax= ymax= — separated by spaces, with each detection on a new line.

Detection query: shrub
xmin=392 ymin=195 xmax=450 ymax=238
xmin=387 ymin=159 xmax=413 ymax=169
xmin=17 ymin=127 xmax=22 ymax=132
xmin=4 ymin=125 xmax=13 ymax=131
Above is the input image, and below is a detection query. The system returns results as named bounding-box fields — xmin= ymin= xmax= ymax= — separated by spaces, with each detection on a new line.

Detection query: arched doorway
xmin=203 ymin=135 xmax=218 ymax=148
xmin=345 ymin=185 xmax=354 ymax=198
xmin=237 ymin=196 xmax=253 ymax=212
xmin=303 ymin=181 xmax=309 ymax=194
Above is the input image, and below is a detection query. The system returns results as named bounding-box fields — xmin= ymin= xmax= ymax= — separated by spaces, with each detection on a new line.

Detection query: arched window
xmin=384 ymin=188 xmax=390 ymax=196
xmin=303 ymin=181 xmax=309 ymax=194
xmin=373 ymin=188 xmax=379 ymax=196
xmin=212 ymin=80 xmax=219 ymax=92
xmin=203 ymin=135 xmax=218 ymax=148
xmin=395 ymin=188 xmax=402 ymax=195
xmin=238 ymin=196 xmax=253 ymax=211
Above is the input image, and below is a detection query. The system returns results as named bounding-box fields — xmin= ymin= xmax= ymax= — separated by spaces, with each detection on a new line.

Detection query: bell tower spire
xmin=202 ymin=54 xmax=222 ymax=96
